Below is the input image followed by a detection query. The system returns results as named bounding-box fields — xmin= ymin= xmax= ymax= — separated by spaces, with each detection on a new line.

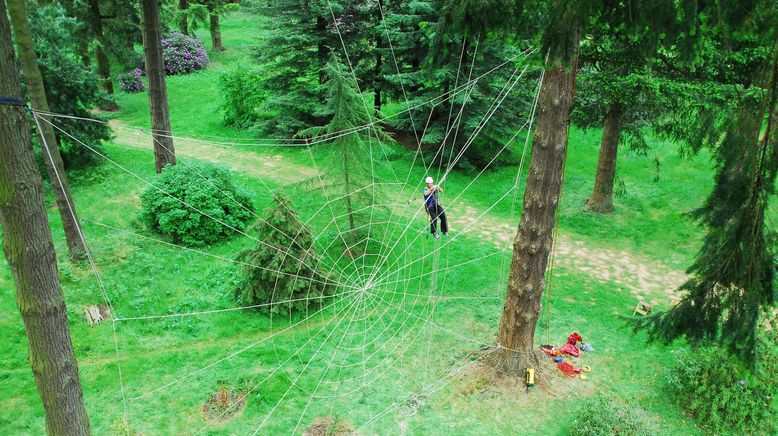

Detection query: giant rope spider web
xmin=30 ymin=7 xmax=545 ymax=433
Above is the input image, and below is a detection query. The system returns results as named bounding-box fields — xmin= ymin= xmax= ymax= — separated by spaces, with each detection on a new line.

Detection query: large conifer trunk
xmin=208 ymin=5 xmax=225 ymax=51
xmin=585 ymin=104 xmax=622 ymax=213
xmin=373 ymin=0 xmax=384 ymax=114
xmin=6 ymin=0 xmax=87 ymax=260
xmin=140 ymin=0 xmax=176 ymax=173
xmin=178 ymin=0 xmax=189 ymax=34
xmin=497 ymin=27 xmax=580 ymax=374
xmin=88 ymin=0 xmax=118 ymax=111
xmin=0 ymin=3 xmax=90 ymax=434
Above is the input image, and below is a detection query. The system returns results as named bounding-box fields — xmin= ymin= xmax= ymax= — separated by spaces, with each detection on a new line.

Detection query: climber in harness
xmin=423 ymin=176 xmax=448 ymax=239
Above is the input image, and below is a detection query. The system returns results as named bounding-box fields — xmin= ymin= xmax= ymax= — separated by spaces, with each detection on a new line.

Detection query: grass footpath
xmin=0 ymin=10 xmax=737 ymax=435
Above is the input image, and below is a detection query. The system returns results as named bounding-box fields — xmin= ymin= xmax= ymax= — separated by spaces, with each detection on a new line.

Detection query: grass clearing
xmin=0 ymin=10 xmax=736 ymax=435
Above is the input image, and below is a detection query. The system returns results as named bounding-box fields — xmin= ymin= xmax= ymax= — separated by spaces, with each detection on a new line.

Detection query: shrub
xmin=569 ymin=395 xmax=657 ymax=436
xmin=219 ymin=68 xmax=264 ymax=129
xmin=233 ymin=194 xmax=332 ymax=314
xmin=666 ymin=348 xmax=777 ymax=435
xmin=139 ymin=32 xmax=209 ymax=76
xmin=140 ymin=162 xmax=254 ymax=245
xmin=118 ymin=69 xmax=144 ymax=93
xmin=28 ymin=4 xmax=111 ymax=170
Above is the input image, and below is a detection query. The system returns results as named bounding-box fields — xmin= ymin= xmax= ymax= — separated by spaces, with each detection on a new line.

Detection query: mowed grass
xmin=0 ymin=9 xmax=753 ymax=435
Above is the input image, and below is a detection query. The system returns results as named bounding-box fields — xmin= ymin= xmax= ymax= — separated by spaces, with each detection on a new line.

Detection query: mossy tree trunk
xmin=88 ymin=0 xmax=118 ymax=111
xmin=585 ymin=104 xmax=622 ymax=213
xmin=373 ymin=0 xmax=383 ymax=115
xmin=496 ymin=19 xmax=580 ymax=375
xmin=140 ymin=0 xmax=176 ymax=173
xmin=0 ymin=3 xmax=90 ymax=434
xmin=7 ymin=0 xmax=87 ymax=260
xmin=208 ymin=4 xmax=225 ymax=51
xmin=178 ymin=0 xmax=189 ymax=34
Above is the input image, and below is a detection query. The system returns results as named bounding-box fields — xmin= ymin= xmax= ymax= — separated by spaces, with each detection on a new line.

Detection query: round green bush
xmin=569 ymin=396 xmax=657 ymax=436
xmin=140 ymin=162 xmax=255 ymax=245
xmin=665 ymin=348 xmax=777 ymax=435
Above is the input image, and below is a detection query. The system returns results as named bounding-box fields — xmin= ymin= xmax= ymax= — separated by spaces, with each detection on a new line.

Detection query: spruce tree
xmin=384 ymin=0 xmax=537 ymax=170
xmin=441 ymin=0 xmax=692 ymax=376
xmin=573 ymin=27 xmax=670 ymax=213
xmin=251 ymin=0 xmax=372 ymax=135
xmin=0 ymin=1 xmax=90 ymax=431
xmin=234 ymin=194 xmax=332 ymax=314
xmin=298 ymin=57 xmax=389 ymax=246
xmin=140 ymin=0 xmax=176 ymax=173
xmin=633 ymin=3 xmax=778 ymax=363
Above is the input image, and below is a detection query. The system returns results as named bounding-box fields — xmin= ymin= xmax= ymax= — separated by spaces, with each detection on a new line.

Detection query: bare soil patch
xmin=304 ymin=416 xmax=359 ymax=436
xmin=201 ymin=386 xmax=245 ymax=421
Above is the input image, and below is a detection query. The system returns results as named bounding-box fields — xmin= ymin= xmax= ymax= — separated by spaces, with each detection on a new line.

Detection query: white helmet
xmin=425 ymin=176 xmax=434 ymax=184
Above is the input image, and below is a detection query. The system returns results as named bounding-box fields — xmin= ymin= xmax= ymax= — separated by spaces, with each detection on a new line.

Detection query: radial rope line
xmin=364 ymin=64 xmax=535 ymax=285
xmin=36 ymin=115 xmax=357 ymax=290
xmin=32 ymin=112 xmax=130 ymax=429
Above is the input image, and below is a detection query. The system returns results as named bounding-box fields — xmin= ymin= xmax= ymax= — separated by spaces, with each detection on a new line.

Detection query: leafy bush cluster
xmin=233 ymin=194 xmax=331 ymax=314
xmin=569 ymin=395 xmax=657 ymax=436
xmin=219 ymin=68 xmax=263 ymax=129
xmin=666 ymin=348 xmax=777 ymax=435
xmin=140 ymin=162 xmax=255 ymax=246
xmin=140 ymin=32 xmax=209 ymax=76
xmin=117 ymin=69 xmax=144 ymax=93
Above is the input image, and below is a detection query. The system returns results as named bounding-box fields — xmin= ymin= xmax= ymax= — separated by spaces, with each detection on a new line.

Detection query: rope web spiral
xmin=29 ymin=8 xmax=545 ymax=433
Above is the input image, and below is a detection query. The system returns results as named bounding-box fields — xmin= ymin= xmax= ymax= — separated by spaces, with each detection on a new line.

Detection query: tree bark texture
xmin=373 ymin=0 xmax=383 ymax=115
xmin=88 ymin=0 xmax=118 ymax=110
xmin=316 ymin=15 xmax=328 ymax=85
xmin=140 ymin=0 xmax=176 ymax=173
xmin=0 ymin=3 xmax=91 ymax=434
xmin=585 ymin=104 xmax=622 ymax=213
xmin=343 ymin=142 xmax=356 ymax=233
xmin=178 ymin=0 xmax=189 ymax=34
xmin=7 ymin=0 xmax=87 ymax=260
xmin=497 ymin=25 xmax=580 ymax=374
xmin=208 ymin=6 xmax=224 ymax=51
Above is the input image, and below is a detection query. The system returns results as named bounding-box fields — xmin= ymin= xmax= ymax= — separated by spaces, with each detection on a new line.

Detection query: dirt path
xmin=448 ymin=200 xmax=687 ymax=306
xmin=109 ymin=120 xmax=318 ymax=184
xmin=110 ymin=125 xmax=687 ymax=306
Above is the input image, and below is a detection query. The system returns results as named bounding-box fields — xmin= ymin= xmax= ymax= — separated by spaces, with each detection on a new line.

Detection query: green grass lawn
xmin=0 ymin=9 xmax=745 ymax=435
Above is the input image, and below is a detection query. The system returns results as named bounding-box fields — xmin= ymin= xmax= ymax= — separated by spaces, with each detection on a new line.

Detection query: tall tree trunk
xmin=585 ymin=104 xmax=622 ymax=213
xmin=316 ymin=15 xmax=328 ymax=84
xmin=208 ymin=5 xmax=225 ymax=52
xmin=140 ymin=0 xmax=176 ymax=173
xmin=78 ymin=36 xmax=90 ymax=68
xmin=0 ymin=3 xmax=91 ymax=434
xmin=88 ymin=0 xmax=118 ymax=111
xmin=496 ymin=20 xmax=580 ymax=375
xmin=373 ymin=0 xmax=383 ymax=115
xmin=178 ymin=0 xmax=189 ymax=34
xmin=7 ymin=0 xmax=87 ymax=260
xmin=343 ymin=143 xmax=355 ymax=233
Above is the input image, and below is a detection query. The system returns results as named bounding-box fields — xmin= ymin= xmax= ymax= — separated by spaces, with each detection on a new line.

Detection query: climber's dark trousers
xmin=427 ymin=204 xmax=448 ymax=235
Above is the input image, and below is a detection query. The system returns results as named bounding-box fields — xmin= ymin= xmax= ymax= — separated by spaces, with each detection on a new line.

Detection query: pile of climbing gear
xmin=540 ymin=331 xmax=594 ymax=380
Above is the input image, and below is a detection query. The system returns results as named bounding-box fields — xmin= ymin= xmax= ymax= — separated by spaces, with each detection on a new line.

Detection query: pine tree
xmin=298 ymin=57 xmax=389 ymax=246
xmin=140 ymin=0 xmax=176 ymax=173
xmin=441 ymin=0 xmax=690 ymax=376
xmin=573 ymin=27 xmax=669 ymax=213
xmin=7 ymin=0 xmax=87 ymax=260
xmin=633 ymin=3 xmax=778 ymax=363
xmin=191 ymin=1 xmax=238 ymax=52
xmin=251 ymin=0 xmax=371 ymax=136
xmin=234 ymin=194 xmax=332 ymax=314
xmin=385 ymin=0 xmax=537 ymax=170
xmin=0 ymin=1 xmax=90 ymax=431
